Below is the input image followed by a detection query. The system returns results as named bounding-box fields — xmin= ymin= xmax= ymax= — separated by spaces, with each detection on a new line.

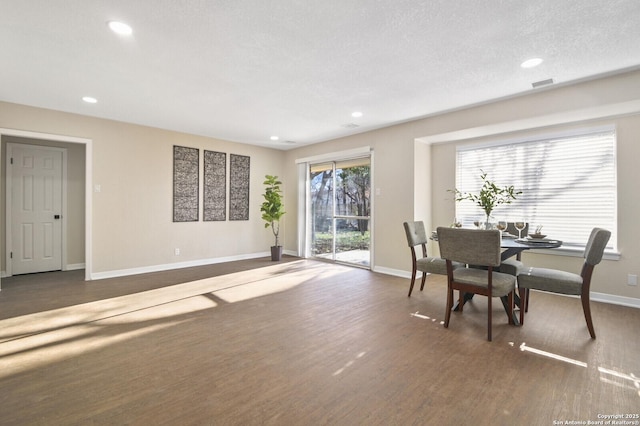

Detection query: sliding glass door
xmin=309 ymin=157 xmax=371 ymax=267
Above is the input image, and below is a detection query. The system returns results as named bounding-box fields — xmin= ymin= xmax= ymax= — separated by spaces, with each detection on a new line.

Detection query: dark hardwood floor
xmin=1 ymin=257 xmax=638 ymax=425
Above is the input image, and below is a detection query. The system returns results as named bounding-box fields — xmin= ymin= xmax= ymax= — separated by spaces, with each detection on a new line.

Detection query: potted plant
xmin=450 ymin=170 xmax=521 ymax=227
xmin=260 ymin=174 xmax=286 ymax=260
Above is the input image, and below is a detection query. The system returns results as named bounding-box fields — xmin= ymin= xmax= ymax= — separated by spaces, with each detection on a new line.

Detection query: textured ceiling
xmin=2 ymin=0 xmax=640 ymax=149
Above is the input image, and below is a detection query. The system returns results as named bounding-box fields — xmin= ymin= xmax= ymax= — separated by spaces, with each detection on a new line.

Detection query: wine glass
xmin=496 ymin=220 xmax=507 ymax=237
xmin=514 ymin=221 xmax=526 ymax=239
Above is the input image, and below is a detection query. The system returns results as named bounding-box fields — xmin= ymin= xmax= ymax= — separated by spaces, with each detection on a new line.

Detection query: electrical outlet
xmin=175 ymin=248 xmax=180 ymax=256
xmin=628 ymin=274 xmax=638 ymax=286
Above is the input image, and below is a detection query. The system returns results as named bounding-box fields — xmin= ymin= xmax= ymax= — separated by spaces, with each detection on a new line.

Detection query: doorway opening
xmin=309 ymin=156 xmax=371 ymax=268
xmin=1 ymin=129 xmax=91 ymax=288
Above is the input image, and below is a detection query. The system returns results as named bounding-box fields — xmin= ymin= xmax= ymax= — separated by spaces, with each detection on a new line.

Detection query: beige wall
xmin=285 ymin=69 xmax=640 ymax=303
xmin=283 ymin=123 xmax=417 ymax=271
xmin=1 ymin=69 xmax=639 ymax=304
xmin=0 ymin=102 xmax=285 ymax=277
xmin=430 ymin=113 xmax=640 ymax=301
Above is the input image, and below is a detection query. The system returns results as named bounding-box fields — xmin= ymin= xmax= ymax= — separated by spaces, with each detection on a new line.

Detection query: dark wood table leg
xmin=453 ymin=292 xmax=475 ymax=311
xmin=500 ymin=294 xmax=521 ymax=325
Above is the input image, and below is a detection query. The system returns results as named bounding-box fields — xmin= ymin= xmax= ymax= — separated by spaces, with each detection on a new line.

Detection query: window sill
xmin=530 ymin=246 xmax=621 ymax=261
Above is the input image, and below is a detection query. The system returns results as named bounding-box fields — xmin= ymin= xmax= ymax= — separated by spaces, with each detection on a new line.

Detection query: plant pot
xmin=270 ymin=246 xmax=283 ymax=261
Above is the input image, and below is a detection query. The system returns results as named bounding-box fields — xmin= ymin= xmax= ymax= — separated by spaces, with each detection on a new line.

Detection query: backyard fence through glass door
xmin=309 ymin=157 xmax=371 ymax=268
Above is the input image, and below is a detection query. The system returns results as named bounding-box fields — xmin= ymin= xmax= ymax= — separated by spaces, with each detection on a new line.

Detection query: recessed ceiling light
xmin=270 ymin=136 xmax=279 ymax=141
xmin=82 ymin=96 xmax=98 ymax=104
xmin=521 ymin=58 xmax=543 ymax=69
xmin=351 ymin=111 xmax=363 ymax=118
xmin=108 ymin=21 xmax=133 ymax=36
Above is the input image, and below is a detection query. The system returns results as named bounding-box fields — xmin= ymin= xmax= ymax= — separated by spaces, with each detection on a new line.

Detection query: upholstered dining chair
xmin=403 ymin=221 xmax=453 ymax=297
xmin=498 ymin=222 xmax=529 ymax=276
xmin=517 ymin=227 xmax=611 ymax=339
xmin=437 ymin=227 xmax=517 ymax=341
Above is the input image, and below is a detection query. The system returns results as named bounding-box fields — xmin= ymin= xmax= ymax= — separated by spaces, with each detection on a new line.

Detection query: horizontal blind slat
xmin=455 ymin=130 xmax=616 ymax=249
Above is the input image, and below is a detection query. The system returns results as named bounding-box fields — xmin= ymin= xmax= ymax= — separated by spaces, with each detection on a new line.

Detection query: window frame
xmin=454 ymin=125 xmax=618 ymax=257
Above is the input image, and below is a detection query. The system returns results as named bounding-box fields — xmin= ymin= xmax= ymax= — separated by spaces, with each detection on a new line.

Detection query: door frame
xmin=1 ymin=128 xmax=93 ymax=288
xmin=295 ymin=146 xmax=374 ymax=269
xmin=6 ymin=143 xmax=68 ymax=276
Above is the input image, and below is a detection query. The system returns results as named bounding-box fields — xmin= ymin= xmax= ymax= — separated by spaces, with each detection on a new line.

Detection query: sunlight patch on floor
xmin=0 ymin=260 xmax=347 ymax=377
xmin=598 ymin=366 xmax=640 ymax=397
xmin=332 ymin=351 xmax=367 ymax=376
xmin=518 ymin=342 xmax=587 ymax=367
xmin=213 ymin=262 xmax=346 ymax=303
xmin=410 ymin=311 xmax=442 ymax=324
xmin=517 ymin=342 xmax=640 ymax=398
xmin=0 ymin=319 xmax=187 ymax=378
xmin=0 ymin=260 xmax=326 ymax=343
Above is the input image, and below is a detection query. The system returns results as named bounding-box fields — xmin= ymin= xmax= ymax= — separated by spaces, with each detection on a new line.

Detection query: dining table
xmin=497 ymin=235 xmax=562 ymax=323
xmin=499 ymin=234 xmax=562 ymax=261
xmin=430 ymin=231 xmax=563 ymax=261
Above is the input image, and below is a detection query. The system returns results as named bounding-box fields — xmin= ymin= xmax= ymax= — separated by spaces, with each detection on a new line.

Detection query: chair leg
xmin=408 ymin=268 xmax=417 ymax=297
xmin=518 ymin=287 xmax=527 ymax=326
xmin=487 ymin=295 xmax=492 ymax=341
xmin=525 ymin=288 xmax=530 ymax=312
xmin=507 ymin=292 xmax=514 ymax=326
xmin=444 ymin=285 xmax=453 ymax=328
xmin=581 ymin=292 xmax=596 ymax=339
xmin=419 ymin=272 xmax=427 ymax=291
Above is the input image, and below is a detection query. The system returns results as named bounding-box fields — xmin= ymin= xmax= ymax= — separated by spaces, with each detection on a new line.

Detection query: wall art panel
xmin=229 ymin=154 xmax=250 ymax=221
xmin=173 ymin=145 xmax=199 ymax=222
xmin=204 ymin=150 xmax=227 ymax=221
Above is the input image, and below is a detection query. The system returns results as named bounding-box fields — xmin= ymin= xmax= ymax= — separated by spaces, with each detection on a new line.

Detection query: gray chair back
xmin=437 ymin=227 xmax=501 ymax=267
xmin=584 ymin=228 xmax=611 ymax=266
xmin=404 ymin=221 xmax=428 ymax=247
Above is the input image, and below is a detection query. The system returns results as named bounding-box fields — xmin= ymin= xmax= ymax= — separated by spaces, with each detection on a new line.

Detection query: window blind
xmin=455 ymin=129 xmax=617 ymax=250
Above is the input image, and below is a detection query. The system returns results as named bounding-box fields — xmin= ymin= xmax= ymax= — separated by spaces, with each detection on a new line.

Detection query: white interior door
xmin=9 ymin=144 xmax=64 ymax=275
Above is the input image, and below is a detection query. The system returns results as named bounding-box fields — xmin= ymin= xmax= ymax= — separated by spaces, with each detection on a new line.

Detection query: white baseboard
xmin=2 ymin=263 xmax=86 ymax=277
xmin=90 ymin=251 xmax=271 ymax=280
xmin=372 ymin=267 xmax=640 ymax=310
xmin=591 ymin=291 xmax=640 ymax=309
xmin=372 ymin=265 xmax=411 ymax=279
xmin=65 ymin=263 xmax=86 ymax=271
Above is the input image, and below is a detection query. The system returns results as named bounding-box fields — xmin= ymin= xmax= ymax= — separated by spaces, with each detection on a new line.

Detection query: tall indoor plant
xmin=451 ymin=171 xmax=521 ymax=227
xmin=261 ymin=174 xmax=286 ymax=260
